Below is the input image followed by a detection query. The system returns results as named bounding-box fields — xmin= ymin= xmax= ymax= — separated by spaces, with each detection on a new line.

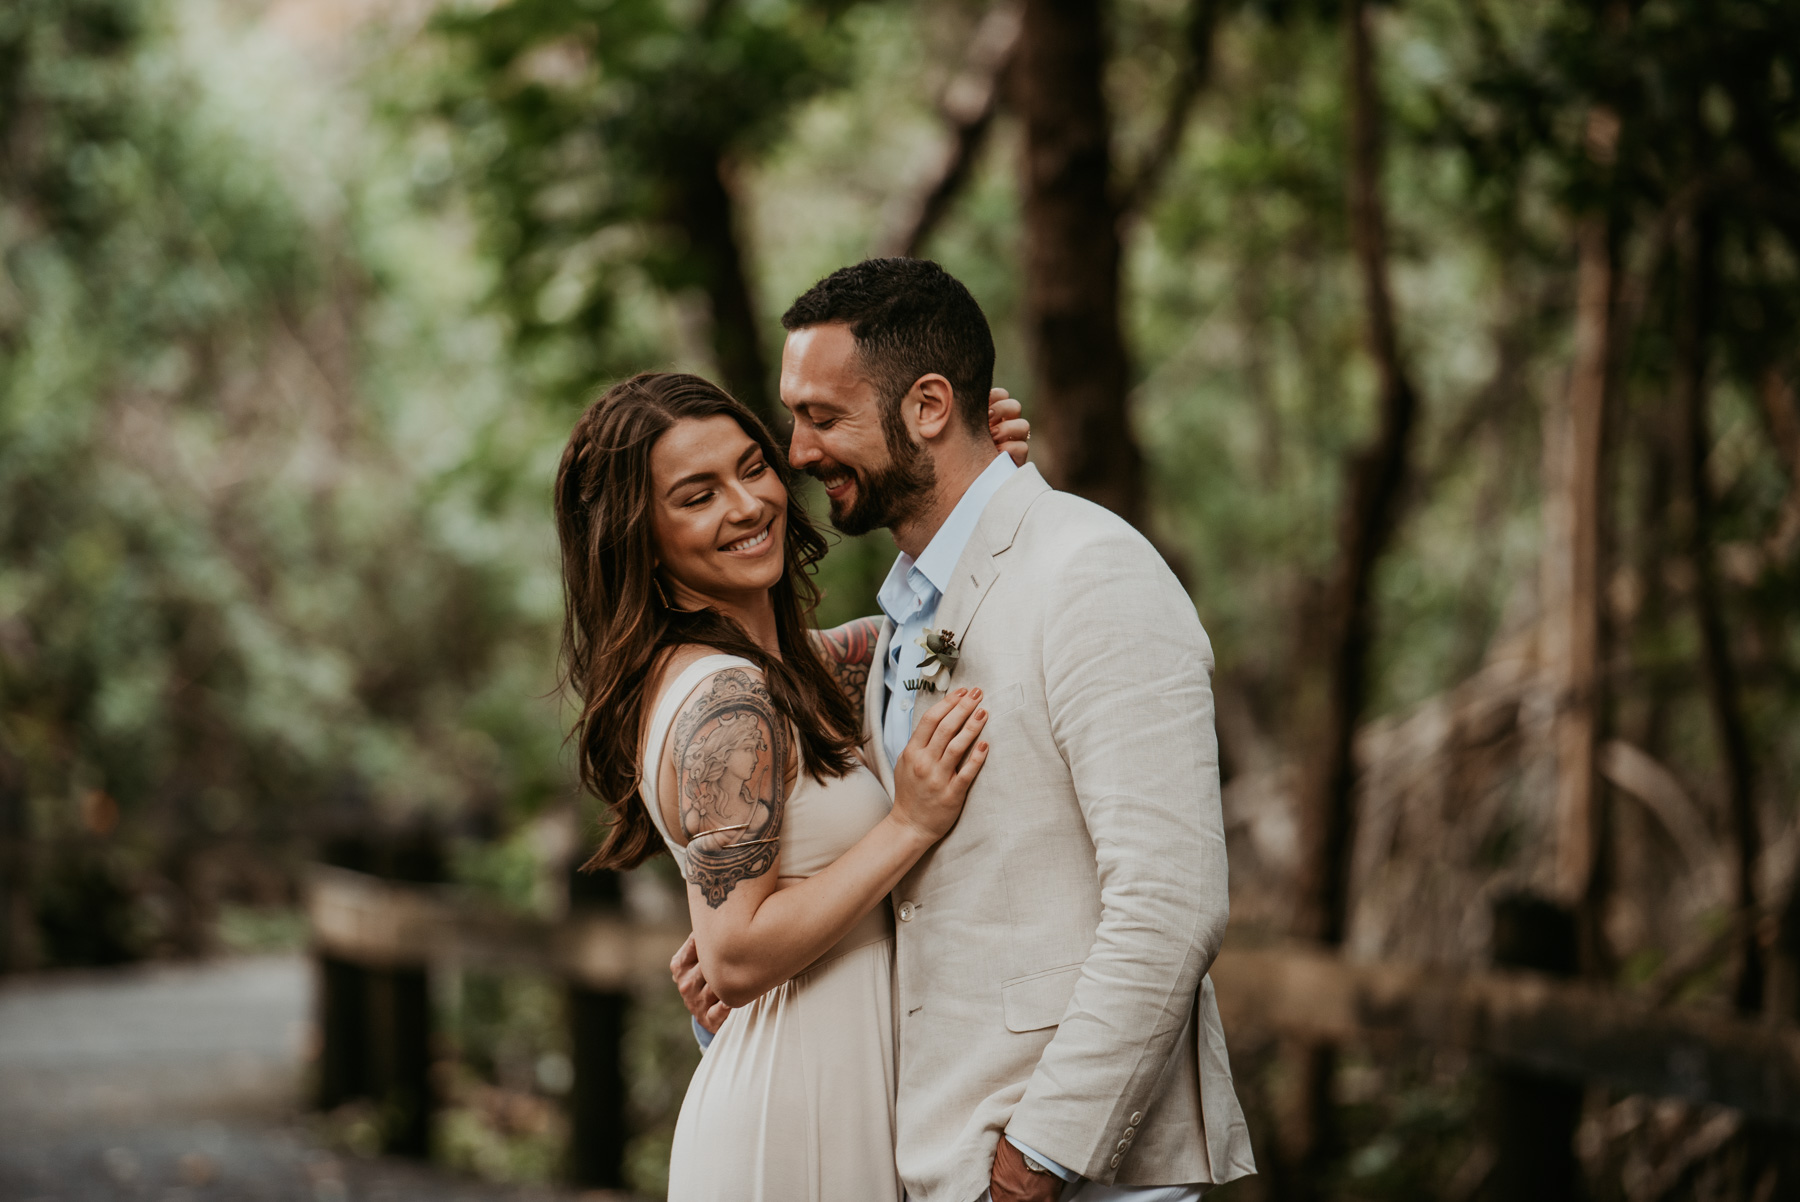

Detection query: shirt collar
xmin=876 ymin=453 xmax=1016 ymax=624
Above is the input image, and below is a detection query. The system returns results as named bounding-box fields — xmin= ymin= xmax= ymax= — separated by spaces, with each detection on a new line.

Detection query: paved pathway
xmin=0 ymin=957 xmax=593 ymax=1202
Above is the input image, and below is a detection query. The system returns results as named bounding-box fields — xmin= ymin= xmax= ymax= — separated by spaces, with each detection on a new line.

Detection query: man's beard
xmin=815 ymin=420 xmax=936 ymax=537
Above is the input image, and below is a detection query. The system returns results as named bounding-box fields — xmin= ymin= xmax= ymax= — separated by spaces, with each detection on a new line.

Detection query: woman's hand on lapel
xmin=889 ymin=688 xmax=989 ymax=846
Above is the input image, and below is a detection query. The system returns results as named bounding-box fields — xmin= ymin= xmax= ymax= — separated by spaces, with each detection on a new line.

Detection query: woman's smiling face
xmin=649 ymin=414 xmax=789 ymax=609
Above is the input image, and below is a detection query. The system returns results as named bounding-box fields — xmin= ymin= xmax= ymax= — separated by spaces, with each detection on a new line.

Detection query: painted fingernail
xmin=975 ymin=710 xmax=987 ymax=720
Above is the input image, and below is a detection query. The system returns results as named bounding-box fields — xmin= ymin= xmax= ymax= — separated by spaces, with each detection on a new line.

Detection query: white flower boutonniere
xmin=903 ymin=628 xmax=961 ymax=694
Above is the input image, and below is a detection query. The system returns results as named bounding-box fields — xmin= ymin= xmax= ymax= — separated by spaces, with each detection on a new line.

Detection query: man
xmin=675 ymin=258 xmax=1253 ymax=1201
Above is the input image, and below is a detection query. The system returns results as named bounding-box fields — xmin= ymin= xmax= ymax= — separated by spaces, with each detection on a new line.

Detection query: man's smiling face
xmin=779 ymin=322 xmax=934 ymax=536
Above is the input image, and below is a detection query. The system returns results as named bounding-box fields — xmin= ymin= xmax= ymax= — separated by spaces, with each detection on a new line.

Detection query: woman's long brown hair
xmin=555 ymin=372 xmax=862 ymax=871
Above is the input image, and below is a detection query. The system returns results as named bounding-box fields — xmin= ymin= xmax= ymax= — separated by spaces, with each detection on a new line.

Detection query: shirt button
xmin=898 ymin=901 xmax=916 ymax=922
xmin=1109 ymin=1153 xmax=1122 ymax=1168
xmin=1129 ymin=1111 xmax=1143 ymax=1125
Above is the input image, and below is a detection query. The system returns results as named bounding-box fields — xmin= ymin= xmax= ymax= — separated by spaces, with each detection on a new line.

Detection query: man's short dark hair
xmin=781 ymin=258 xmax=995 ymax=436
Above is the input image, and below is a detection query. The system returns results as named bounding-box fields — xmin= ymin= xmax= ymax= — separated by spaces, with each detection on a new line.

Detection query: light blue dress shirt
xmin=877 ymin=452 xmax=1017 ymax=771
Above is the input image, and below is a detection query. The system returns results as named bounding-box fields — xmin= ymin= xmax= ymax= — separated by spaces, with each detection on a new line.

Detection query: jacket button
xmin=1129 ymin=1111 xmax=1143 ymax=1125
xmin=1117 ymin=1139 xmax=1129 ymax=1152
xmin=1109 ymin=1153 xmax=1122 ymax=1168
xmin=898 ymin=901 xmax=916 ymax=922
xmin=1124 ymin=1126 xmax=1136 ymax=1138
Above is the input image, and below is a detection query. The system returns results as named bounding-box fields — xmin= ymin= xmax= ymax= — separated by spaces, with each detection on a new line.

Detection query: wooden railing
xmin=307 ymin=863 xmax=688 ymax=988
xmin=1209 ymin=943 xmax=1800 ymax=1125
xmin=304 ymin=865 xmax=1800 ymax=1191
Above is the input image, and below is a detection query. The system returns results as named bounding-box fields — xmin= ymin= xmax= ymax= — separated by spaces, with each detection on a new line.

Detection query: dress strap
xmin=641 ymin=654 xmax=758 ymax=877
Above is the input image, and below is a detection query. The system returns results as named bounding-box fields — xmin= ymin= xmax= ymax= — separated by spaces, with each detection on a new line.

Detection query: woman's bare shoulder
xmin=648 ymin=643 xmax=763 ymax=701
xmin=642 ymin=645 xmax=765 ymax=770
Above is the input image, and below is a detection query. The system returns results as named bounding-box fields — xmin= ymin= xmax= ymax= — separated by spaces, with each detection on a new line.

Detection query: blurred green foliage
xmin=0 ymin=0 xmax=570 ymax=961
xmin=419 ymin=0 xmax=859 ymax=416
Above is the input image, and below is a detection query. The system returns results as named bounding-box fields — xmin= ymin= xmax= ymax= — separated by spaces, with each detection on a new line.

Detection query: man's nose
xmin=788 ymin=424 xmax=820 ymax=470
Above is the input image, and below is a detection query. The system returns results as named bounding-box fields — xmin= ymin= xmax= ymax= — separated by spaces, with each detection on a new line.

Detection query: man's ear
xmin=909 ymin=373 xmax=959 ymax=441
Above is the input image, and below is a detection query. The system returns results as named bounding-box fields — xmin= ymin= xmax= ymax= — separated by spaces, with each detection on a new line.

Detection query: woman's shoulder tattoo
xmin=671 ymin=669 xmax=786 ymax=908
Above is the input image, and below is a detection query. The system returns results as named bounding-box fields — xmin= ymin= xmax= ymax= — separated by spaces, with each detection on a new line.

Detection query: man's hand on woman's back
xmin=671 ymin=932 xmax=729 ymax=1034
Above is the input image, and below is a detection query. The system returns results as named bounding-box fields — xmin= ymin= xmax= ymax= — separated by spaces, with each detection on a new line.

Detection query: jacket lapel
xmin=909 ymin=465 xmax=1050 ymax=733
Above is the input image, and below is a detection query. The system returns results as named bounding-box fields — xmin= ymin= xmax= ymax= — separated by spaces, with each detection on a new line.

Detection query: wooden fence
xmin=1210 ymin=944 xmax=1800 ymax=1125
xmin=304 ymin=863 xmax=688 ymax=1188
xmin=304 ymin=865 xmax=1800 ymax=1190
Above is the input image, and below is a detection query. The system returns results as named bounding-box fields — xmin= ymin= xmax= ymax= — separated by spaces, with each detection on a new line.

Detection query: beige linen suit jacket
xmin=864 ymin=465 xmax=1255 ymax=1202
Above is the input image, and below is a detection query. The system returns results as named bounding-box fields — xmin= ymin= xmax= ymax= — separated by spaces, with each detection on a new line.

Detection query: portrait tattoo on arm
xmin=814 ymin=616 xmax=882 ymax=728
xmin=673 ymin=669 xmax=788 ymax=908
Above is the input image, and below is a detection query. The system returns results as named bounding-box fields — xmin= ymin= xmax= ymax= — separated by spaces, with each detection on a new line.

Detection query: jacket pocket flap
xmin=987 ymin=681 xmax=1026 ymax=716
xmin=1002 ymin=963 xmax=1084 ymax=1033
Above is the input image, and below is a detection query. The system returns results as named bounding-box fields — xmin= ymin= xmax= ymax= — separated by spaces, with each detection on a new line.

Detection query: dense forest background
xmin=3 ymin=0 xmax=1798 ymax=1197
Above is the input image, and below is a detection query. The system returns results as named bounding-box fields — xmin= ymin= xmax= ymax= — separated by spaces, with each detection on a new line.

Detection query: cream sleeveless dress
xmin=643 ymin=654 xmax=902 ymax=1202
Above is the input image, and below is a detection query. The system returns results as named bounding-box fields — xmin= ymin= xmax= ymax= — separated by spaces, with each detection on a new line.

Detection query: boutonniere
xmin=904 ymin=628 xmax=961 ymax=694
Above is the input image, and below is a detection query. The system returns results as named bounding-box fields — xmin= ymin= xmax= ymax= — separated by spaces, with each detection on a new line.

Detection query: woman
xmin=554 ymin=371 xmax=1026 ymax=1200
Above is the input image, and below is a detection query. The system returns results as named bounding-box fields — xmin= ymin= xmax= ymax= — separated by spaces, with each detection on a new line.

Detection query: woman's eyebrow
xmin=664 ymin=445 xmax=759 ymax=497
xmin=664 ymin=468 xmax=716 ymax=497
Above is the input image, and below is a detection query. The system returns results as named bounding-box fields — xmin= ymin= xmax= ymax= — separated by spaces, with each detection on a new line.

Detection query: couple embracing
xmin=554 ymin=258 xmax=1255 ymax=1202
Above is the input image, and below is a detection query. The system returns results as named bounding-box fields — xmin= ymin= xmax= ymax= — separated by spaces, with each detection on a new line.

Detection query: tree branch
xmin=882 ymin=3 xmax=1022 ymax=259
xmin=1117 ymin=0 xmax=1221 ymax=223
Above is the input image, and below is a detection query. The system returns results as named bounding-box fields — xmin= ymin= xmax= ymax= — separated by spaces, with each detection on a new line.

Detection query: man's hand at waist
xmin=671 ymin=933 xmax=729 ymax=1038
xmin=990 ymin=1133 xmax=1069 ymax=1202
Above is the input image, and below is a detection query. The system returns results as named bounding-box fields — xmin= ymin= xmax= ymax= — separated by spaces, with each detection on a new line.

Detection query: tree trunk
xmin=669 ymin=152 xmax=774 ymax=425
xmin=1542 ymin=107 xmax=1619 ymax=926
xmin=1758 ymin=366 xmax=1800 ymax=560
xmin=1292 ymin=0 xmax=1419 ymax=951
xmin=1279 ymin=5 xmax=1420 ymax=1193
xmin=1017 ymin=0 xmax=1144 ymax=527
xmin=1674 ymin=205 xmax=1764 ymax=1015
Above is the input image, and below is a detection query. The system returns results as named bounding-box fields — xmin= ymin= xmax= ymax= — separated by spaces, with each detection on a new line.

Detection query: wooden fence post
xmin=1488 ymin=893 xmax=1583 ymax=1201
xmin=366 ymin=963 xmax=434 ymax=1157
xmin=312 ymin=829 xmax=442 ymax=1158
xmin=317 ymin=954 xmax=370 ymax=1109
xmin=1749 ymin=883 xmax=1800 ymax=1194
xmin=567 ymin=864 xmax=632 ymax=1189
xmin=569 ymin=984 xmax=632 ymax=1188
xmin=0 ymin=757 xmax=37 ymax=974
